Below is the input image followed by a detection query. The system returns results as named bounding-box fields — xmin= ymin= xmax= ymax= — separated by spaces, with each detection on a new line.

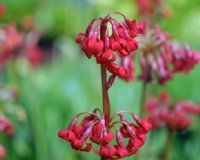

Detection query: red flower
xmin=138 ymin=26 xmax=200 ymax=84
xmin=24 ymin=30 xmax=43 ymax=67
xmin=58 ymin=109 xmax=152 ymax=159
xmin=0 ymin=116 xmax=14 ymax=136
xmin=0 ymin=24 xmax=23 ymax=68
xmin=169 ymin=42 xmax=200 ymax=73
xmin=145 ymin=91 xmax=200 ymax=130
xmin=0 ymin=4 xmax=5 ymax=16
xmin=119 ymin=56 xmax=135 ymax=82
xmin=0 ymin=145 xmax=6 ymax=159
xmin=76 ymin=12 xmax=143 ymax=80
xmin=94 ymin=145 xmax=117 ymax=158
xmin=134 ymin=0 xmax=170 ymax=17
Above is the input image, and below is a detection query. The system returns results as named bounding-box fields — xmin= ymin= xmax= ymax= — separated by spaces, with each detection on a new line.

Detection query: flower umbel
xmin=0 ymin=145 xmax=6 ymax=160
xmin=138 ymin=26 xmax=200 ymax=84
xmin=145 ymin=91 xmax=200 ymax=130
xmin=0 ymin=116 xmax=14 ymax=136
xmin=58 ymin=109 xmax=152 ymax=159
xmin=76 ymin=12 xmax=144 ymax=81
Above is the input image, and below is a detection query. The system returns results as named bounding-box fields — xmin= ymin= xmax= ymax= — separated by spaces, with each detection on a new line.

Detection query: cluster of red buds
xmin=167 ymin=42 xmax=200 ymax=73
xmin=76 ymin=12 xmax=145 ymax=82
xmin=0 ymin=5 xmax=44 ymax=69
xmin=0 ymin=145 xmax=6 ymax=160
xmin=138 ymin=26 xmax=200 ymax=84
xmin=0 ymin=116 xmax=14 ymax=136
xmin=0 ymin=116 xmax=14 ymax=159
xmin=23 ymin=30 xmax=43 ymax=67
xmin=145 ymin=91 xmax=200 ymax=130
xmin=134 ymin=0 xmax=171 ymax=18
xmin=135 ymin=0 xmax=163 ymax=15
xmin=58 ymin=109 xmax=152 ymax=159
xmin=0 ymin=23 xmax=43 ymax=68
xmin=0 ymin=24 xmax=23 ymax=68
xmin=0 ymin=4 xmax=5 ymax=17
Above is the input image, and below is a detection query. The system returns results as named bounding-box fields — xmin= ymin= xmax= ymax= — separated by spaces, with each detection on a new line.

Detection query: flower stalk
xmin=100 ymin=18 xmax=110 ymax=160
xmin=139 ymin=81 xmax=148 ymax=117
xmin=101 ymin=64 xmax=110 ymax=129
xmin=163 ymin=128 xmax=173 ymax=160
xmin=134 ymin=81 xmax=148 ymax=160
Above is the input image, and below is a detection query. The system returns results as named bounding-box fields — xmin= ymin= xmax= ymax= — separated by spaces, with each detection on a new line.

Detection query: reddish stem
xmin=139 ymin=81 xmax=148 ymax=117
xmin=101 ymin=157 xmax=107 ymax=160
xmin=100 ymin=18 xmax=111 ymax=160
xmin=135 ymin=82 xmax=148 ymax=160
xmin=101 ymin=64 xmax=111 ymax=128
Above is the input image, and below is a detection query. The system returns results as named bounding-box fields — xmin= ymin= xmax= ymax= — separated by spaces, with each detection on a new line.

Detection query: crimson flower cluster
xmin=0 ymin=145 xmax=6 ymax=160
xmin=0 ymin=22 xmax=43 ymax=68
xmin=0 ymin=116 xmax=14 ymax=159
xmin=0 ymin=4 xmax=5 ymax=16
xmin=76 ymin=12 xmax=144 ymax=82
xmin=0 ymin=7 xmax=43 ymax=69
xmin=0 ymin=116 xmax=14 ymax=136
xmin=138 ymin=26 xmax=200 ymax=84
xmin=134 ymin=0 xmax=163 ymax=16
xmin=58 ymin=109 xmax=152 ymax=159
xmin=0 ymin=24 xmax=23 ymax=68
xmin=145 ymin=91 xmax=200 ymax=130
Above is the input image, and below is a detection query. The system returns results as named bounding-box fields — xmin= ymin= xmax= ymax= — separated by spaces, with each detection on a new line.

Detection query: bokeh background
xmin=1 ymin=0 xmax=200 ymax=160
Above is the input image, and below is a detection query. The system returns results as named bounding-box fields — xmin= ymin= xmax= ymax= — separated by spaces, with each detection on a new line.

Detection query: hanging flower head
xmin=58 ymin=109 xmax=152 ymax=159
xmin=0 ymin=145 xmax=6 ymax=160
xmin=0 ymin=116 xmax=14 ymax=136
xmin=0 ymin=4 xmax=5 ymax=17
xmin=138 ymin=26 xmax=200 ymax=84
xmin=134 ymin=0 xmax=171 ymax=18
xmin=166 ymin=42 xmax=200 ymax=73
xmin=145 ymin=91 xmax=200 ymax=130
xmin=76 ymin=12 xmax=144 ymax=81
xmin=135 ymin=0 xmax=163 ymax=15
xmin=0 ymin=24 xmax=23 ymax=68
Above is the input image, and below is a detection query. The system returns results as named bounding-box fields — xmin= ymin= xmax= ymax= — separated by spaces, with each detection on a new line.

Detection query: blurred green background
xmin=1 ymin=0 xmax=200 ymax=160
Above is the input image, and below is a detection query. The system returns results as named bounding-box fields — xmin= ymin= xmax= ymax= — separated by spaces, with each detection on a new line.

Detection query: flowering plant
xmin=58 ymin=12 xmax=152 ymax=159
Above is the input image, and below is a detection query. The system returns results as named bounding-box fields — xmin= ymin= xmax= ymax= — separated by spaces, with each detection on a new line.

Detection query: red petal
xmin=76 ymin=33 xmax=85 ymax=44
xmin=81 ymin=44 xmax=92 ymax=59
xmin=111 ymin=41 xmax=121 ymax=51
xmin=81 ymin=143 xmax=92 ymax=152
xmin=88 ymin=38 xmax=104 ymax=55
xmin=141 ymin=119 xmax=152 ymax=132
xmin=58 ymin=129 xmax=67 ymax=138
xmin=117 ymin=147 xmax=129 ymax=158
xmin=126 ymin=40 xmax=138 ymax=52
xmin=71 ymin=139 xmax=84 ymax=150
xmin=119 ymin=50 xmax=129 ymax=56
xmin=103 ymin=132 xmax=114 ymax=144
xmin=100 ymin=50 xmax=116 ymax=63
xmin=117 ymin=67 xmax=127 ymax=78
